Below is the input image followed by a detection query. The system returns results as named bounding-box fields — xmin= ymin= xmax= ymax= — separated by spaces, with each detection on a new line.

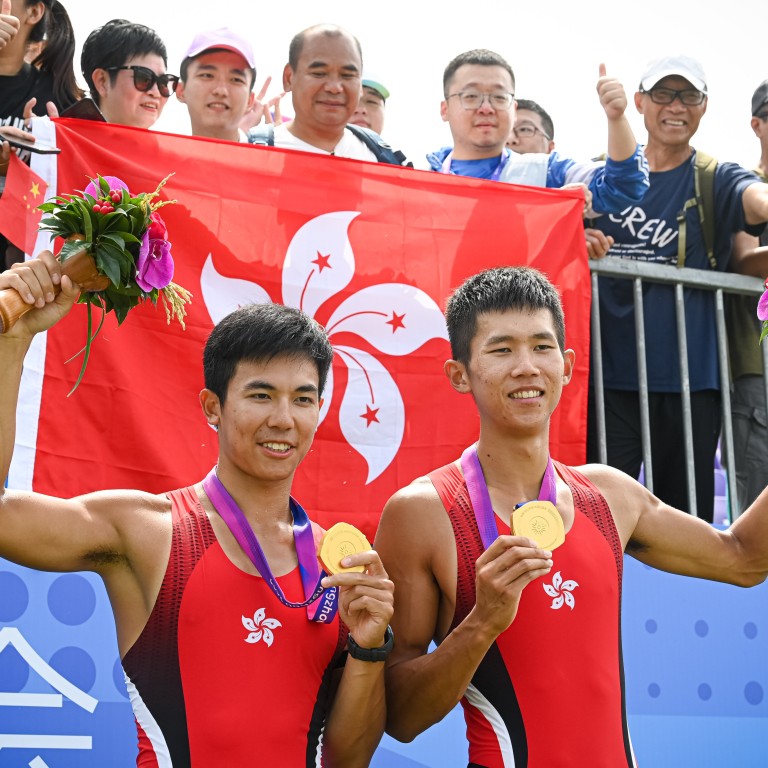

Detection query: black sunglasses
xmin=106 ymin=66 xmax=179 ymax=98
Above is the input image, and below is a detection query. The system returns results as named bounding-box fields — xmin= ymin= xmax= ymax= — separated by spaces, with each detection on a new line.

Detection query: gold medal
xmin=319 ymin=522 xmax=371 ymax=574
xmin=511 ymin=500 xmax=565 ymax=551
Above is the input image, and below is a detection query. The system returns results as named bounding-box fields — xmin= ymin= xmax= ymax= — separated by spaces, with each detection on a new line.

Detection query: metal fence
xmin=589 ymin=256 xmax=768 ymax=521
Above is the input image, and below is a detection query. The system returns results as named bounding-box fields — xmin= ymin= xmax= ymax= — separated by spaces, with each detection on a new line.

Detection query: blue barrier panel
xmin=1 ymin=555 xmax=766 ymax=767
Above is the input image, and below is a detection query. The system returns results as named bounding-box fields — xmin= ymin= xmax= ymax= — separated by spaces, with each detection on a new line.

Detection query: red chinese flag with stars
xmin=11 ymin=119 xmax=591 ymax=539
xmin=0 ymin=151 xmax=48 ymax=255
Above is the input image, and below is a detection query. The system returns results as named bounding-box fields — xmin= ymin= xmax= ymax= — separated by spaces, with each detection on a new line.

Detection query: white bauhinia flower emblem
xmin=543 ymin=571 xmax=579 ymax=610
xmin=201 ymin=211 xmax=449 ymax=482
xmin=242 ymin=607 xmax=282 ymax=646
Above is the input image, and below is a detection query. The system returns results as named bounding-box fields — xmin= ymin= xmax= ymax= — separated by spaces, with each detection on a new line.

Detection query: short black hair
xmin=287 ymin=24 xmax=362 ymax=71
xmin=446 ymin=266 xmax=566 ymax=365
xmin=180 ymin=48 xmax=257 ymax=90
xmin=203 ymin=303 xmax=334 ymax=405
xmin=443 ymin=49 xmax=515 ymax=98
xmin=81 ymin=19 xmax=168 ymax=106
xmin=515 ymin=98 xmax=555 ymax=140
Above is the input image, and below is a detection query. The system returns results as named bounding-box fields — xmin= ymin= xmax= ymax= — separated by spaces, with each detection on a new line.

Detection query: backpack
xmin=247 ymin=123 xmax=412 ymax=167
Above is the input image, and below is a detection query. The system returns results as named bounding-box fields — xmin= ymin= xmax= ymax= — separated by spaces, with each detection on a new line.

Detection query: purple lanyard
xmin=460 ymin=443 xmax=557 ymax=550
xmin=202 ymin=468 xmax=338 ymax=623
xmin=440 ymin=148 xmax=511 ymax=181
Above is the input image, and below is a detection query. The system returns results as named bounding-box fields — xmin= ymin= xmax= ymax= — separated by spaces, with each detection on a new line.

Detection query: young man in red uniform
xmin=374 ymin=266 xmax=768 ymax=767
xmin=0 ymin=251 xmax=394 ymax=767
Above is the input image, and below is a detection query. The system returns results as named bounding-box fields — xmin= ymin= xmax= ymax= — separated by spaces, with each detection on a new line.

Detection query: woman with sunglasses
xmin=81 ymin=18 xmax=178 ymax=130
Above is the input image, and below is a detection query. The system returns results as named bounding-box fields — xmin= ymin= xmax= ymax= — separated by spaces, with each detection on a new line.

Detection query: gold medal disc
xmin=511 ymin=501 xmax=565 ymax=551
xmin=319 ymin=522 xmax=371 ymax=574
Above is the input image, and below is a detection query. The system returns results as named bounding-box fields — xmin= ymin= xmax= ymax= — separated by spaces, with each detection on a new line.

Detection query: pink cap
xmin=182 ymin=28 xmax=255 ymax=69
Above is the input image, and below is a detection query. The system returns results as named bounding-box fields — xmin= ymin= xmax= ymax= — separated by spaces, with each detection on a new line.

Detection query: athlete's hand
xmin=322 ymin=549 xmax=394 ymax=650
xmin=597 ymin=63 xmax=628 ymax=121
xmin=0 ymin=251 xmax=80 ymax=339
xmin=472 ymin=535 xmax=553 ymax=637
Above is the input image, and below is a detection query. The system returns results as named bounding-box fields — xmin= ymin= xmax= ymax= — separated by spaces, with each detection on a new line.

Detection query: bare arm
xmin=742 ymin=181 xmax=768 ymax=227
xmin=597 ymin=63 xmax=636 ymax=162
xmin=581 ymin=464 xmax=768 ymax=587
xmin=321 ymin=549 xmax=394 ymax=767
xmin=374 ymin=481 xmax=553 ymax=742
xmin=729 ymin=230 xmax=768 ymax=277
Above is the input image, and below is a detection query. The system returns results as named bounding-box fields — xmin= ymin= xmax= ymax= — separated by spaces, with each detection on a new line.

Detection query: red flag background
xmin=14 ymin=119 xmax=590 ymax=539
xmin=0 ymin=151 xmax=48 ymax=255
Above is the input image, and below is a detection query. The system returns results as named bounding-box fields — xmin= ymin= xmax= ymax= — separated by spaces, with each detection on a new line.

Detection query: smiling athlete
xmin=374 ymin=265 xmax=768 ymax=767
xmin=0 ymin=251 xmax=394 ymax=768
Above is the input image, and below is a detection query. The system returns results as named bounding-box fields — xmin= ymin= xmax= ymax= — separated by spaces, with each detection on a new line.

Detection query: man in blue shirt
xmin=428 ymin=48 xmax=649 ymax=242
xmin=586 ymin=55 xmax=768 ymax=522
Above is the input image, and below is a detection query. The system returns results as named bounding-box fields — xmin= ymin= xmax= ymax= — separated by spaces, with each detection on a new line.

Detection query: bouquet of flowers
xmin=0 ymin=173 xmax=192 ymax=392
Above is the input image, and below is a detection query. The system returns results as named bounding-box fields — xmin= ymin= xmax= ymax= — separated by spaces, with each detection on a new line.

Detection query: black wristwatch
xmin=346 ymin=625 xmax=394 ymax=662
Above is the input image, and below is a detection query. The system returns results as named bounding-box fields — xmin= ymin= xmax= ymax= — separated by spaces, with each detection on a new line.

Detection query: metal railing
xmin=589 ymin=256 xmax=768 ymax=520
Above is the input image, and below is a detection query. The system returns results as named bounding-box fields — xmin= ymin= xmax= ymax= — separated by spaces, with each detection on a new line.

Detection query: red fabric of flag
xmin=0 ymin=151 xmax=48 ymax=255
xmin=18 ymin=119 xmax=590 ymax=539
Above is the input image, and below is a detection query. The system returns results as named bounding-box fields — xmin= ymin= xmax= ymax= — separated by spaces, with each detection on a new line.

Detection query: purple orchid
xmin=136 ymin=229 xmax=174 ymax=292
xmin=758 ymin=284 xmax=768 ymax=322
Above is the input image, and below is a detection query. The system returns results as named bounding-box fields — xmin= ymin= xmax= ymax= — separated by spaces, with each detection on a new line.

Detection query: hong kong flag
xmin=10 ymin=119 xmax=590 ymax=538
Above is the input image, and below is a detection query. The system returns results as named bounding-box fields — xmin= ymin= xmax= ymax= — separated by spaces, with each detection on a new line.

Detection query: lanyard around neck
xmin=460 ymin=443 xmax=557 ymax=550
xmin=202 ymin=468 xmax=338 ymax=623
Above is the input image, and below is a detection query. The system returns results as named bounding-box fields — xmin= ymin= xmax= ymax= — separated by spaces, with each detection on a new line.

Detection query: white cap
xmin=639 ymin=55 xmax=707 ymax=93
xmin=182 ymin=28 xmax=255 ymax=69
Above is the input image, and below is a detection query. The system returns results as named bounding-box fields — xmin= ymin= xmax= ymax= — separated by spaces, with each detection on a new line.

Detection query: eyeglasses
xmin=105 ymin=66 xmax=179 ymax=98
xmin=639 ymin=86 xmax=706 ymax=106
xmin=512 ymin=123 xmax=552 ymax=141
xmin=447 ymin=91 xmax=515 ymax=110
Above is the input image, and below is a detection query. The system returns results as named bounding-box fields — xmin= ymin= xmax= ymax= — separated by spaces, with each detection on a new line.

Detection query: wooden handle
xmin=0 ymin=246 xmax=108 ymax=334
xmin=0 ymin=285 xmax=49 ymax=334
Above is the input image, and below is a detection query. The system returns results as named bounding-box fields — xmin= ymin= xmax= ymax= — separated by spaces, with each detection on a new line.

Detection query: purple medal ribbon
xmin=460 ymin=443 xmax=557 ymax=550
xmin=202 ymin=468 xmax=338 ymax=623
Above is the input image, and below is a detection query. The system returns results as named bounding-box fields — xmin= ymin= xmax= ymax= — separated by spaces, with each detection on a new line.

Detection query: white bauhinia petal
xmin=551 ymin=596 xmax=564 ymax=610
xmin=254 ymin=607 xmax=266 ymax=625
xmin=242 ymin=616 xmax=257 ymax=631
xmin=318 ymin=364 xmax=334 ymax=427
xmin=263 ymin=628 xmax=274 ymax=647
xmin=281 ymin=211 xmax=360 ymax=318
xmin=543 ymin=584 xmax=559 ymax=598
xmin=552 ymin=571 xmax=562 ymax=590
xmin=335 ymin=345 xmax=405 ymax=484
xmin=326 ymin=284 xmax=448 ymax=356
xmin=261 ymin=618 xmax=282 ymax=630
xmin=200 ymin=254 xmax=272 ymax=324
xmin=245 ymin=631 xmax=262 ymax=644
xmin=564 ymin=591 xmax=576 ymax=609
xmin=561 ymin=580 xmax=579 ymax=592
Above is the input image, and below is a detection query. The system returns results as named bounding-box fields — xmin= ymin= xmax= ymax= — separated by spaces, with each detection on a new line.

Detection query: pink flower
xmin=136 ymin=230 xmax=174 ymax=292
xmin=84 ymin=176 xmax=129 ymax=199
xmin=758 ymin=289 xmax=768 ymax=322
xmin=147 ymin=212 xmax=168 ymax=241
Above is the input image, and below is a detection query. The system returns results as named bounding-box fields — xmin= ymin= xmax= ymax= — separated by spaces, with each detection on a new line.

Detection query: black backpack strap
xmin=247 ymin=124 xmax=275 ymax=146
xmin=344 ymin=124 xmax=412 ymax=167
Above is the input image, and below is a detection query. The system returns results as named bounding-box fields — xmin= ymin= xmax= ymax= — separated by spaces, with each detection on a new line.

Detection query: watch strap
xmin=346 ymin=625 xmax=394 ymax=662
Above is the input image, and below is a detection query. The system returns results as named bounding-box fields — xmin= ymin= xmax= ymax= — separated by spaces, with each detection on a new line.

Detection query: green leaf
xmin=59 ymin=239 xmax=92 ymax=261
xmin=100 ymin=232 xmax=127 ymax=250
xmin=94 ymin=246 xmax=122 ymax=285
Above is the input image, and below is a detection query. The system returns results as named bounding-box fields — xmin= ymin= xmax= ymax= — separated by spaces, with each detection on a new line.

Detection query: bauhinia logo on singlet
xmin=543 ymin=571 xmax=579 ymax=610
xmin=242 ymin=608 xmax=282 ymax=646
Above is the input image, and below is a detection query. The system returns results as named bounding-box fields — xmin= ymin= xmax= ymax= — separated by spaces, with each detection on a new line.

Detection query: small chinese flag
xmin=0 ymin=152 xmax=47 ymax=255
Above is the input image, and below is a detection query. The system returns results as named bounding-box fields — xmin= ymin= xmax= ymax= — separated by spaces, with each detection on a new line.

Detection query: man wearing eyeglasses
xmin=427 ymin=49 xmax=648 ymax=226
xmin=506 ymin=99 xmax=555 ymax=155
xmin=81 ymin=19 xmax=177 ymax=130
xmin=586 ymin=56 xmax=768 ymax=524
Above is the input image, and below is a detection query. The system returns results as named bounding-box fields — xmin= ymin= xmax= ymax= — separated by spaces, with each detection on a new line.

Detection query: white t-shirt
xmin=273 ymin=124 xmax=377 ymax=161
